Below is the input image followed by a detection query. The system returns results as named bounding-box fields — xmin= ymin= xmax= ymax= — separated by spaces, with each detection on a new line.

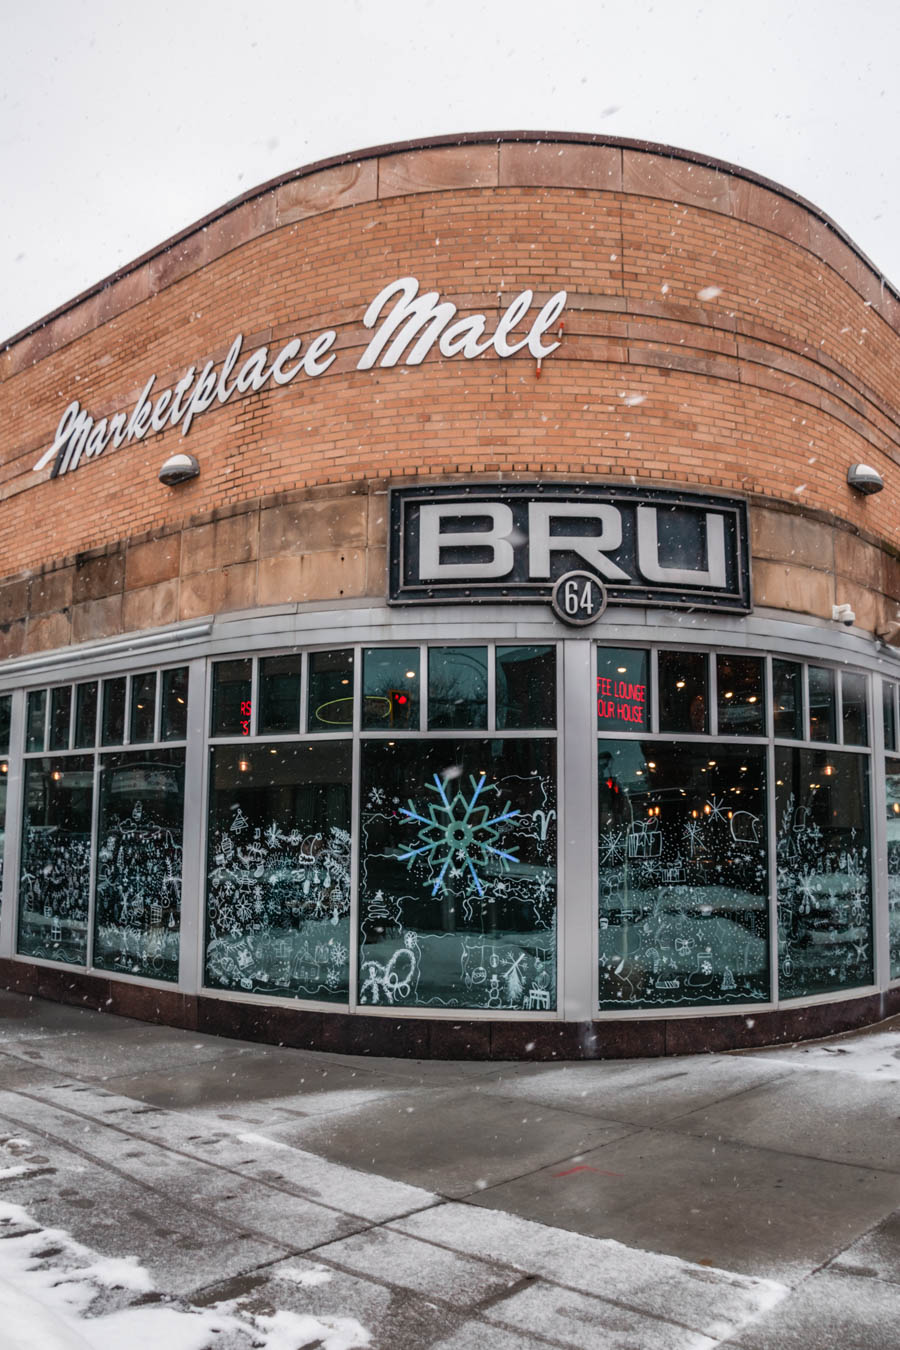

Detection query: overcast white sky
xmin=2 ymin=0 xmax=898 ymax=343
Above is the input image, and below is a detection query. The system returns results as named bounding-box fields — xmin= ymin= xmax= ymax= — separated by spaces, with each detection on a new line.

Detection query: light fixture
xmin=239 ymin=759 xmax=250 ymax=772
xmin=159 ymin=452 xmax=200 ymax=486
xmin=676 ymin=680 xmax=685 ymax=690
xmin=724 ymin=690 xmax=733 ymax=699
xmin=405 ymin=670 xmax=416 ymax=679
xmin=847 ymin=463 xmax=884 ymax=494
xmin=748 ymin=695 xmax=758 ymax=703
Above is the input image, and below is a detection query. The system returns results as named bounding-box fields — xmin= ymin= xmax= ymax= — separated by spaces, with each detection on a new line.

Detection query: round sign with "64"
xmin=550 ymin=571 xmax=608 ymax=626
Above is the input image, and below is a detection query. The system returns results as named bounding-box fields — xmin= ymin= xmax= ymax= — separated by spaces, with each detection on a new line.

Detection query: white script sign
xmin=34 ymin=278 xmax=567 ymax=479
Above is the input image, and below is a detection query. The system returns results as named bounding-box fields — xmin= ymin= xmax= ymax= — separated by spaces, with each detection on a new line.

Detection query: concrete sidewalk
xmin=0 ymin=989 xmax=897 ymax=1348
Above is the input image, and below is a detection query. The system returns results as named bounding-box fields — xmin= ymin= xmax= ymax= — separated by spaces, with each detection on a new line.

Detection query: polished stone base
xmin=1 ymin=957 xmax=897 ymax=1059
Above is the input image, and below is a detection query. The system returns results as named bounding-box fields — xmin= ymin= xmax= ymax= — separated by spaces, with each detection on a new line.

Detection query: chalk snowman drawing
xmin=360 ymin=750 xmax=557 ymax=1009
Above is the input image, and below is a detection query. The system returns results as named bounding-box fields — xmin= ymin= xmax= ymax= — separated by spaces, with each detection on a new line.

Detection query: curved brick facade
xmin=1 ymin=134 xmax=899 ymax=1056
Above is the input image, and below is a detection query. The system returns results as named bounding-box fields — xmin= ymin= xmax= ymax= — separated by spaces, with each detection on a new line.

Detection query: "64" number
xmin=550 ymin=571 xmax=608 ymax=627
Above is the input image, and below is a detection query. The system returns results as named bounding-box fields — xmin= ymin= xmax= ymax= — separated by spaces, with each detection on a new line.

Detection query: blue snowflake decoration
xmin=398 ymin=773 xmax=519 ymax=896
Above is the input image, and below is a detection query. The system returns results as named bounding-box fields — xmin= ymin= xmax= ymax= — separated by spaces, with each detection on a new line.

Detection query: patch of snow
xmin=697 ymin=285 xmax=722 ymax=301
xmin=746 ymin=1028 xmax=900 ymax=1080
xmin=279 ymin=1264 xmax=333 ymax=1287
xmin=0 ymin=1202 xmax=370 ymax=1350
xmin=236 ymin=1132 xmax=290 ymax=1149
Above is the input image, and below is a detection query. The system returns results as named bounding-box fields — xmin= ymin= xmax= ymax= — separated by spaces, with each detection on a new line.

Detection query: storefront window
xmin=808 ymin=666 xmax=836 ymax=743
xmin=26 ymin=690 xmax=46 ymax=753
xmin=775 ymin=748 xmax=872 ymax=997
xmin=49 ymin=686 xmax=72 ymax=751
xmin=129 ymin=672 xmax=157 ymax=744
xmin=18 ymin=756 xmax=94 ymax=966
xmin=360 ymin=739 xmax=556 ymax=1009
xmin=205 ymin=743 xmax=352 ymax=1000
xmin=363 ymin=648 xmax=420 ymax=730
xmin=773 ymin=660 xmax=803 ymax=739
xmin=211 ymin=660 xmax=252 ymax=737
xmin=658 ymin=651 xmax=708 ymax=734
xmin=496 ymin=646 xmax=556 ymax=730
xmin=427 ymin=647 xmax=488 ymax=730
xmin=258 ymin=655 xmax=302 ymax=735
xmin=717 ymin=655 xmax=765 ymax=735
xmin=102 ymin=677 xmax=127 ymax=745
xmin=75 ymin=682 xmax=99 ymax=748
xmin=885 ymin=759 xmax=900 ymax=981
xmin=93 ymin=751 xmax=185 ymax=981
xmin=160 ymin=668 xmax=189 ymax=741
xmin=841 ymin=672 xmax=868 ymax=746
xmin=596 ymin=648 xmax=649 ymax=732
xmin=883 ymin=683 xmax=897 ymax=753
xmin=307 ymin=650 xmax=354 ymax=732
xmin=597 ymin=742 xmax=768 ymax=1008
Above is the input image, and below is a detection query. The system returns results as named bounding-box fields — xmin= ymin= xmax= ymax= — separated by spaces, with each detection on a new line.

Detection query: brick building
xmin=0 ymin=133 xmax=898 ymax=1057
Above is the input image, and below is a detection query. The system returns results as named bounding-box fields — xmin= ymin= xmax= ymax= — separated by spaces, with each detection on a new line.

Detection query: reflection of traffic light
xmin=388 ymin=689 xmax=411 ymax=726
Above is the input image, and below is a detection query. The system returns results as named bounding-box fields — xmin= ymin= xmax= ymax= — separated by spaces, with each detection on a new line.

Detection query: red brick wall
xmin=1 ymin=137 xmax=898 ymax=641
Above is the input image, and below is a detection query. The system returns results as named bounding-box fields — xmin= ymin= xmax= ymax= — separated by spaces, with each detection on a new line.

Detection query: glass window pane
xmin=596 ymin=649 xmax=649 ymax=733
xmin=427 ymin=647 xmax=488 ymax=730
xmin=808 ymin=666 xmax=836 ymax=742
xmin=363 ymin=649 xmax=419 ymax=730
xmin=883 ymin=683 xmax=897 ymax=754
xmin=597 ymin=741 xmax=768 ymax=1009
xmin=259 ymin=655 xmax=302 ymax=734
xmin=101 ymin=678 xmax=126 ymax=746
xmin=775 ymin=748 xmax=872 ymax=998
xmin=17 ymin=756 xmax=94 ymax=966
xmin=160 ymin=668 xmax=189 ymax=741
xmin=211 ymin=659 xmax=252 ymax=737
xmin=74 ymin=683 xmax=99 ymax=748
xmin=129 ymin=672 xmax=157 ymax=744
xmin=658 ymin=651 xmax=708 ymax=734
xmin=205 ymin=742 xmax=352 ymax=1000
xmin=887 ymin=758 xmax=900 ymax=980
xmin=26 ymin=690 xmax=46 ymax=753
xmin=360 ymin=739 xmax=557 ymax=1010
xmin=717 ymin=655 xmax=764 ymax=735
xmin=0 ymin=755 xmax=7 ymax=895
xmin=0 ymin=695 xmax=10 ymax=756
xmin=497 ymin=646 xmax=556 ymax=730
xmin=841 ymin=672 xmax=868 ymax=746
xmin=93 ymin=750 xmax=185 ymax=981
xmin=308 ymin=650 xmax=354 ymax=733
xmin=49 ymin=687 xmax=73 ymax=752
xmin=773 ymin=660 xmax=803 ymax=740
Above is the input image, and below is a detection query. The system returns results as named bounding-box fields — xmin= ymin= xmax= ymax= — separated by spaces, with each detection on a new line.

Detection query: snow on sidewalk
xmin=0 ymin=1200 xmax=370 ymax=1350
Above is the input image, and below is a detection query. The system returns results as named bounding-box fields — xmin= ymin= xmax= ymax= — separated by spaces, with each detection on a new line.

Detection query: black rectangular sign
xmin=388 ymin=484 xmax=751 ymax=612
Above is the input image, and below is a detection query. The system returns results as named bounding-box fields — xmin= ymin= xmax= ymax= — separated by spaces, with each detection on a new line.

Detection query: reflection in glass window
xmin=596 ymin=649 xmax=648 ymax=733
xmin=26 ymin=690 xmax=46 ymax=752
xmin=883 ymin=683 xmax=897 ymax=754
xmin=0 ymin=695 xmax=10 ymax=755
xmin=160 ymin=668 xmax=188 ymax=741
xmin=74 ymin=683 xmax=99 ymax=748
xmin=775 ymin=748 xmax=872 ymax=998
xmin=102 ymin=678 xmax=126 ymax=746
xmin=658 ymin=651 xmax=708 ymax=734
xmin=259 ymin=655 xmax=302 ymax=734
xmin=93 ymin=751 xmax=185 ymax=981
xmin=49 ymin=686 xmax=72 ymax=751
xmin=363 ymin=649 xmax=419 ymax=730
xmin=841 ymin=672 xmax=868 ymax=746
xmin=17 ymin=756 xmax=94 ymax=966
xmin=428 ymin=647 xmax=488 ymax=729
xmin=808 ymin=666 xmax=836 ymax=742
xmin=497 ymin=646 xmax=556 ymax=729
xmin=597 ymin=742 xmax=768 ymax=1009
xmin=205 ymin=743 xmax=352 ymax=1000
xmin=887 ymin=760 xmax=900 ymax=980
xmin=129 ymin=671 xmax=157 ymax=744
xmin=773 ymin=660 xmax=803 ymax=740
xmin=717 ymin=655 xmax=764 ymax=735
xmin=308 ymin=650 xmax=354 ymax=733
xmin=360 ymin=739 xmax=556 ymax=1010
xmin=211 ymin=660 xmax=252 ymax=737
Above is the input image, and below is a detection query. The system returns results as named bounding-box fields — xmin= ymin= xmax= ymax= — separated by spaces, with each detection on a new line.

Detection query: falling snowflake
xmin=398 ymin=772 xmax=519 ymax=896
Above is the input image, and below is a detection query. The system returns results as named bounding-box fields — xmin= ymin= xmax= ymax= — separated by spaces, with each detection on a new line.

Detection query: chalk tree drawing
xmin=360 ymin=739 xmax=557 ymax=1009
xmin=597 ymin=742 xmax=769 ymax=1008
xmin=17 ymin=757 xmax=94 ymax=966
xmin=775 ymin=749 xmax=873 ymax=998
xmin=204 ymin=744 xmax=352 ymax=1000
xmin=93 ymin=753 xmax=185 ymax=982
